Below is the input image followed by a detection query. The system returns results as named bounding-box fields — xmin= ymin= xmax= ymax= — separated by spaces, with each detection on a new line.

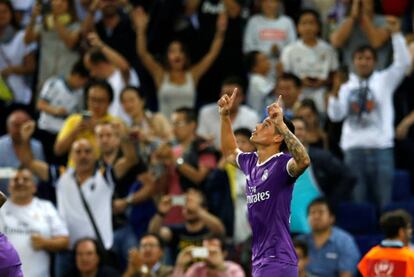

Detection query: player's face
xmin=308 ymin=203 xmax=334 ymax=232
xmin=353 ymin=50 xmax=375 ymax=78
xmin=250 ymin=118 xmax=282 ymax=146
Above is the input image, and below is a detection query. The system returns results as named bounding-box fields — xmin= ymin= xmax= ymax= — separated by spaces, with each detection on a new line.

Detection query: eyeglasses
xmin=171 ymin=121 xmax=188 ymax=128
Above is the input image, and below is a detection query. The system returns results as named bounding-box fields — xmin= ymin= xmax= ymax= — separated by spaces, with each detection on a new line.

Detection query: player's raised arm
xmin=268 ymin=96 xmax=310 ymax=177
xmin=219 ymin=88 xmax=239 ymax=166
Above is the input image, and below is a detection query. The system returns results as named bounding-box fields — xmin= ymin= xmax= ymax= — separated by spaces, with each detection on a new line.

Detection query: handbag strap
xmin=75 ymin=174 xmax=106 ymax=250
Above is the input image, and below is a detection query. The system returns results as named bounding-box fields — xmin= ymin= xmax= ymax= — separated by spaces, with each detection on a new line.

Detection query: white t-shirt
xmin=56 ymin=167 xmax=115 ymax=249
xmin=197 ymin=104 xmax=259 ymax=149
xmin=38 ymin=77 xmax=84 ymax=133
xmin=0 ymin=30 xmax=37 ymax=104
xmin=247 ymin=73 xmax=275 ymax=115
xmin=243 ymin=14 xmax=297 ymax=56
xmin=108 ymin=68 xmax=140 ymax=124
xmin=0 ymin=197 xmax=68 ymax=277
xmin=281 ymin=39 xmax=339 ymax=113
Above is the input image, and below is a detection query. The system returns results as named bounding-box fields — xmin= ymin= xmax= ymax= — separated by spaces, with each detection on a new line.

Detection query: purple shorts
xmin=252 ymin=261 xmax=297 ymax=277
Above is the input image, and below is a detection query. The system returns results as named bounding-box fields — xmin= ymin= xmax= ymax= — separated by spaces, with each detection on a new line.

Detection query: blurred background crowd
xmin=0 ymin=0 xmax=414 ymax=276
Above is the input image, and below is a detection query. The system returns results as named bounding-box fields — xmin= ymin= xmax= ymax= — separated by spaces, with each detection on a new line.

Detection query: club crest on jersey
xmin=261 ymin=169 xmax=269 ymax=181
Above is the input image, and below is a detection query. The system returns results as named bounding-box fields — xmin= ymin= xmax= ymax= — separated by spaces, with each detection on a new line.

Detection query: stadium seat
xmin=354 ymin=234 xmax=383 ymax=257
xmin=336 ymin=202 xmax=378 ymax=235
xmin=382 ymin=201 xmax=414 ymax=220
xmin=392 ymin=170 xmax=412 ymax=202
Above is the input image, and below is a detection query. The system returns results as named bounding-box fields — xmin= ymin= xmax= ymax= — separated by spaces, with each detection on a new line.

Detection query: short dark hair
xmin=88 ymin=49 xmax=110 ymax=65
xmin=380 ymin=209 xmax=412 ymax=239
xmin=203 ymin=233 xmax=227 ymax=251
xmin=279 ymin=73 xmax=302 ymax=88
xmin=234 ymin=128 xmax=252 ymax=139
xmin=353 ymin=45 xmax=377 ymax=61
xmin=73 ymin=237 xmax=103 ymax=265
xmin=174 ymin=107 xmax=197 ymax=123
xmin=307 ymin=197 xmax=335 ymax=216
xmin=86 ymin=80 xmax=114 ymax=103
xmin=120 ymin=86 xmax=146 ymax=103
xmin=297 ymin=9 xmax=322 ymax=36
xmin=293 ymin=239 xmax=308 ymax=257
xmin=140 ymin=233 xmax=165 ymax=249
xmin=71 ymin=60 xmax=90 ymax=78
xmin=222 ymin=76 xmax=245 ymax=94
xmin=245 ymin=51 xmax=261 ymax=72
xmin=299 ymin=98 xmax=320 ymax=118
xmin=280 ymin=116 xmax=295 ymax=152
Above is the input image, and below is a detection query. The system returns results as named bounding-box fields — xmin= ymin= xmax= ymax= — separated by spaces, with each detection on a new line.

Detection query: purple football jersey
xmin=0 ymin=233 xmax=22 ymax=274
xmin=237 ymin=151 xmax=298 ymax=270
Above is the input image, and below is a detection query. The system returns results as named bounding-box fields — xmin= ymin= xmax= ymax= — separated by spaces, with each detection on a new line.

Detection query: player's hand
xmin=267 ymin=95 xmax=285 ymax=128
xmin=217 ymin=88 xmax=237 ymax=116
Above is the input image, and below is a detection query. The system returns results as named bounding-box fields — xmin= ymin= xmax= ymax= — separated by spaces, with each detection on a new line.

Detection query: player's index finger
xmin=230 ymin=88 xmax=238 ymax=101
xmin=276 ymin=95 xmax=282 ymax=105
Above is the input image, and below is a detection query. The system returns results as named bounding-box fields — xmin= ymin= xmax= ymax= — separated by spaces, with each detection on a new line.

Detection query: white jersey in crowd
xmin=0 ymin=197 xmax=68 ymax=277
xmin=37 ymin=77 xmax=84 ymax=134
xmin=233 ymin=167 xmax=252 ymax=244
xmin=247 ymin=73 xmax=275 ymax=116
xmin=0 ymin=30 xmax=37 ymax=104
xmin=108 ymin=68 xmax=140 ymax=124
xmin=281 ymin=39 xmax=339 ymax=113
xmin=243 ymin=14 xmax=296 ymax=56
xmin=197 ymin=104 xmax=259 ymax=149
xmin=56 ymin=167 xmax=115 ymax=249
xmin=327 ymin=33 xmax=411 ymax=150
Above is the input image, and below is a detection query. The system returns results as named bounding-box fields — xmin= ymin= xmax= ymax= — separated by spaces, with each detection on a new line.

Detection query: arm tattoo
xmin=278 ymin=126 xmax=310 ymax=176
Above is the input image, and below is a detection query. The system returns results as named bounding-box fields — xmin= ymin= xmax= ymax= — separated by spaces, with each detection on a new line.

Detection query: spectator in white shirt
xmin=245 ymin=51 xmax=275 ymax=115
xmin=197 ymin=76 xmax=259 ymax=149
xmin=0 ymin=167 xmax=69 ymax=277
xmin=281 ymin=9 xmax=338 ymax=114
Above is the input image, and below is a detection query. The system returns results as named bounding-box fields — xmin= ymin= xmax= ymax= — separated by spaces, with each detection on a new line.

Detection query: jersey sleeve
xmin=236 ymin=152 xmax=256 ymax=175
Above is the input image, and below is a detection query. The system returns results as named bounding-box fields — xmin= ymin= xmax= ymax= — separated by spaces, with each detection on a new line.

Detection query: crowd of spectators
xmin=0 ymin=0 xmax=414 ymax=276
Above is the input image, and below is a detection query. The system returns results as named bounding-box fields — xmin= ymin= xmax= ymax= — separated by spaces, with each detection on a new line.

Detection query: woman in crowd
xmin=133 ymin=7 xmax=227 ymax=117
xmin=25 ymin=0 xmax=81 ymax=90
xmin=0 ymin=0 xmax=36 ymax=106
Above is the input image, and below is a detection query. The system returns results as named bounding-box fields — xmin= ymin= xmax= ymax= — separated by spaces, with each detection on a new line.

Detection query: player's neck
xmin=256 ymin=146 xmax=280 ymax=164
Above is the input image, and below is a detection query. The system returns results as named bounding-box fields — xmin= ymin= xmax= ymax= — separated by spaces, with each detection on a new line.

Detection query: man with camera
xmin=148 ymin=189 xmax=225 ymax=263
xmin=173 ymin=234 xmax=245 ymax=276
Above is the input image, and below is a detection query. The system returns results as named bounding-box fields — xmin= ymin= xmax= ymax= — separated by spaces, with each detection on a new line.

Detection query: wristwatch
xmin=176 ymin=157 xmax=184 ymax=167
